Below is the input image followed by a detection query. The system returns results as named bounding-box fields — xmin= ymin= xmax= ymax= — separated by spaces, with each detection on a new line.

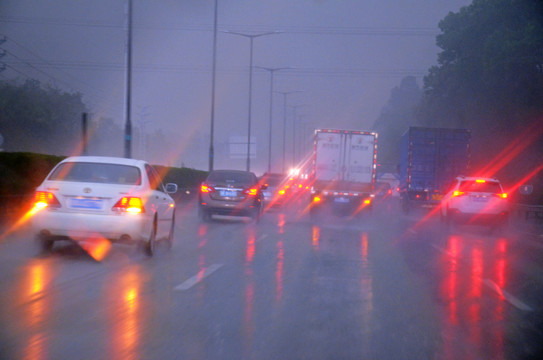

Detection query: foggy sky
xmin=0 ymin=0 xmax=471 ymax=173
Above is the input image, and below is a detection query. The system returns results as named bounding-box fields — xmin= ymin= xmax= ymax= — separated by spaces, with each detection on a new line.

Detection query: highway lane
xmin=0 ymin=199 xmax=542 ymax=359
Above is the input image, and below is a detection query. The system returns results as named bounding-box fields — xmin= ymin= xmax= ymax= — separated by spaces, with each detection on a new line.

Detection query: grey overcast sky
xmin=0 ymin=0 xmax=471 ymax=173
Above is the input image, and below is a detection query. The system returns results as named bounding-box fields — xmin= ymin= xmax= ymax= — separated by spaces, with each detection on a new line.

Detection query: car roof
xmin=60 ymin=156 xmax=147 ymax=167
xmin=456 ymin=176 xmax=500 ymax=182
xmin=211 ymin=169 xmax=255 ymax=175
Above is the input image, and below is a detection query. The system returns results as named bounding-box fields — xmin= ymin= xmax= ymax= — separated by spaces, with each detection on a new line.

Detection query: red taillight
xmin=496 ymin=193 xmax=508 ymax=199
xmin=112 ymin=197 xmax=144 ymax=213
xmin=278 ymin=189 xmax=286 ymax=195
xmin=452 ymin=191 xmax=465 ymax=197
xmin=35 ymin=191 xmax=61 ymax=209
xmin=201 ymin=184 xmax=215 ymax=193
xmin=313 ymin=196 xmax=321 ymax=203
xmin=244 ymin=187 xmax=258 ymax=196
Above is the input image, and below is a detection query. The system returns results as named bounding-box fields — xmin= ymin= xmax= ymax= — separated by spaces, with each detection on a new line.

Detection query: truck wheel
xmin=401 ymin=197 xmax=410 ymax=214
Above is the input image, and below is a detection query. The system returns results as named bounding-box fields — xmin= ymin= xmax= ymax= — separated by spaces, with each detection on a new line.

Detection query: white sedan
xmin=31 ymin=156 xmax=177 ymax=256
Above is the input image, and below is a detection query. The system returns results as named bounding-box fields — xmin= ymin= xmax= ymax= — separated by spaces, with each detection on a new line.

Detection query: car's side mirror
xmin=260 ymin=184 xmax=268 ymax=190
xmin=165 ymin=183 xmax=178 ymax=194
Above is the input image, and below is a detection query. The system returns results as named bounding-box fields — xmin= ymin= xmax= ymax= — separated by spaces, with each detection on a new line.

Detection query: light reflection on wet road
xmin=0 ymin=200 xmax=542 ymax=359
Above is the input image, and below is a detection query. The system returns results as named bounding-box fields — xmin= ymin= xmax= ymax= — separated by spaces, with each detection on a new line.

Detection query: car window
xmin=459 ymin=180 xmax=502 ymax=193
xmin=207 ymin=171 xmax=255 ymax=185
xmin=261 ymin=176 xmax=284 ymax=186
xmin=48 ymin=162 xmax=141 ymax=185
xmin=145 ymin=164 xmax=165 ymax=192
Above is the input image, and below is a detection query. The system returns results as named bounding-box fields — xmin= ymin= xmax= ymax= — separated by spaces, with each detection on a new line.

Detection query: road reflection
xmin=105 ymin=265 xmax=144 ymax=360
xmin=243 ymin=227 xmax=256 ymax=357
xmin=439 ymin=233 xmax=508 ymax=359
xmin=21 ymin=261 xmax=54 ymax=360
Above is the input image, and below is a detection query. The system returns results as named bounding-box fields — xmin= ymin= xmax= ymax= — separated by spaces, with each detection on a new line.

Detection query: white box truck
xmin=309 ymin=129 xmax=378 ymax=218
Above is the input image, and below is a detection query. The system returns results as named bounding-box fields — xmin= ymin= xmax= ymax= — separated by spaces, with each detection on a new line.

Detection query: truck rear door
xmin=314 ymin=131 xmax=343 ymax=182
xmin=345 ymin=133 xmax=375 ymax=184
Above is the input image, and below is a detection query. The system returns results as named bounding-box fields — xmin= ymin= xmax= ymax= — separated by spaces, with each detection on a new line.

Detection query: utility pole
xmin=275 ymin=90 xmax=303 ymax=173
xmin=223 ymin=30 xmax=280 ymax=171
xmin=255 ymin=66 xmax=289 ymax=173
xmin=124 ymin=0 xmax=133 ymax=158
xmin=208 ymin=0 xmax=218 ymax=171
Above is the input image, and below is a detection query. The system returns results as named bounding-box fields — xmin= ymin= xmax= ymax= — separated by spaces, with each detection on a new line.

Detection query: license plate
xmin=70 ymin=198 xmax=103 ymax=210
xmin=432 ymin=194 xmax=443 ymax=201
xmin=334 ymin=197 xmax=350 ymax=203
xmin=220 ymin=190 xmax=237 ymax=197
xmin=472 ymin=196 xmax=488 ymax=202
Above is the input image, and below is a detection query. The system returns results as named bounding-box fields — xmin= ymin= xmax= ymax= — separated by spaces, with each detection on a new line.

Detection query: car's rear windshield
xmin=207 ymin=171 xmax=254 ymax=185
xmin=459 ymin=180 xmax=502 ymax=193
xmin=262 ymin=176 xmax=284 ymax=186
xmin=48 ymin=162 xmax=142 ymax=185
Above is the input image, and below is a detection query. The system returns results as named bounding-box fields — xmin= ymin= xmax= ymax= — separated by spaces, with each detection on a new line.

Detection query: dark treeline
xmin=374 ymin=0 xmax=543 ymax=191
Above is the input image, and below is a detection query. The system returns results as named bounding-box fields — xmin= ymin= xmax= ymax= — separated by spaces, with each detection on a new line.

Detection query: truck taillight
xmin=35 ymin=191 xmax=61 ymax=209
xmin=496 ymin=193 xmax=508 ymax=199
xmin=112 ymin=197 xmax=144 ymax=213
xmin=313 ymin=195 xmax=322 ymax=203
xmin=452 ymin=191 xmax=465 ymax=197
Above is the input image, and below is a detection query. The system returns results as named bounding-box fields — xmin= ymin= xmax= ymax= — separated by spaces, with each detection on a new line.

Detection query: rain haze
xmin=1 ymin=0 xmax=471 ymax=173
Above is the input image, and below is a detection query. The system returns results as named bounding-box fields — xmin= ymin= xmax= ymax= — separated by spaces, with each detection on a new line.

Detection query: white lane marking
xmin=483 ymin=279 xmax=533 ymax=312
xmin=174 ymin=263 xmax=223 ymax=291
xmin=431 ymin=244 xmax=533 ymax=312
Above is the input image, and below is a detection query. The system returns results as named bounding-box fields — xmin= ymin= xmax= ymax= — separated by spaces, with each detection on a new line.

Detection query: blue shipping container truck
xmin=399 ymin=127 xmax=471 ymax=213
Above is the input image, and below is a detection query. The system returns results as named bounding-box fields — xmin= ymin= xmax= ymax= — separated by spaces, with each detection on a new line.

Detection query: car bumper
xmin=448 ymin=209 xmax=509 ymax=224
xmin=32 ymin=209 xmax=152 ymax=242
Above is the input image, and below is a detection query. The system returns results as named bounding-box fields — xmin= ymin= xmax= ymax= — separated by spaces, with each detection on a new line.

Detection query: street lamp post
xmin=255 ymin=66 xmax=289 ymax=174
xmin=223 ymin=31 xmax=279 ymax=171
xmin=287 ymin=104 xmax=306 ymax=167
xmin=275 ymin=90 xmax=303 ymax=173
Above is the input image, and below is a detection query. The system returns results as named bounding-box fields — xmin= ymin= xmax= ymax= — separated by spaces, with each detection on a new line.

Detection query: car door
xmin=145 ymin=164 xmax=174 ymax=238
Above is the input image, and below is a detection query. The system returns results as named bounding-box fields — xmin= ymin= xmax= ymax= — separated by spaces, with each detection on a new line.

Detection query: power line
xmin=0 ymin=16 xmax=439 ymax=36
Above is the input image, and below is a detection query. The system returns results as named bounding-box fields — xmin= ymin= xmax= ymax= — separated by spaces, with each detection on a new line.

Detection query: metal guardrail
xmin=515 ymin=204 xmax=543 ymax=222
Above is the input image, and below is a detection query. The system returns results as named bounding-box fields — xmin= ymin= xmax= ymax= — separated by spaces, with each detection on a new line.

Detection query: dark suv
xmin=198 ymin=170 xmax=266 ymax=222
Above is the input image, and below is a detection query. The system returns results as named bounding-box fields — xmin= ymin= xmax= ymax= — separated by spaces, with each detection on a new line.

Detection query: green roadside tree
xmin=0 ymin=79 xmax=88 ymax=155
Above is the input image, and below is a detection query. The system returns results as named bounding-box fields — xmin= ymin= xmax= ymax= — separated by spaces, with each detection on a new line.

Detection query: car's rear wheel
xmin=38 ymin=233 xmax=54 ymax=253
xmin=199 ymin=207 xmax=212 ymax=223
xmin=144 ymin=222 xmax=156 ymax=257
xmin=166 ymin=214 xmax=175 ymax=249
xmin=251 ymin=207 xmax=260 ymax=223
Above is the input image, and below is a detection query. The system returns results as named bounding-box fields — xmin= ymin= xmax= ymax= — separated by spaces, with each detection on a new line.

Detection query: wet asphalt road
xmin=1 ymin=198 xmax=543 ymax=359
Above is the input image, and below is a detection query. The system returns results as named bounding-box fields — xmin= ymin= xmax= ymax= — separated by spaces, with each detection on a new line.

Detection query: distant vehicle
xmin=309 ymin=129 xmax=378 ymax=218
xmin=376 ymin=172 xmax=400 ymax=197
xmin=373 ymin=181 xmax=392 ymax=200
xmin=259 ymin=172 xmax=290 ymax=208
xmin=199 ymin=170 xmax=266 ymax=222
xmin=399 ymin=127 xmax=470 ymax=214
xmin=441 ymin=176 xmax=509 ymax=229
xmin=31 ymin=156 xmax=177 ymax=256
